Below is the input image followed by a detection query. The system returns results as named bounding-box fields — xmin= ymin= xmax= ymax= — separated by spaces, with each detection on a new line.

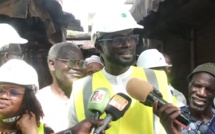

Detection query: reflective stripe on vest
xmin=144 ymin=68 xmax=177 ymax=134
xmin=38 ymin=123 xmax=44 ymax=134
xmin=74 ymin=66 xmax=172 ymax=134
xmin=172 ymin=96 xmax=178 ymax=105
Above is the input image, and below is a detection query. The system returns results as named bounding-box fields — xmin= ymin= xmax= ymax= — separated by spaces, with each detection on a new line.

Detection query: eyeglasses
xmin=56 ymin=58 xmax=87 ymax=69
xmin=0 ymin=52 xmax=24 ymax=59
xmin=97 ymin=34 xmax=139 ymax=47
xmin=0 ymin=87 xmax=25 ymax=98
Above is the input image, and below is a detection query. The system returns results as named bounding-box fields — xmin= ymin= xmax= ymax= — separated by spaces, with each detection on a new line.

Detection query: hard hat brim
xmin=150 ymin=64 xmax=173 ymax=68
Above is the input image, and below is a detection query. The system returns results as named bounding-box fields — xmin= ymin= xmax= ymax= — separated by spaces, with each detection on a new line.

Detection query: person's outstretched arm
xmin=153 ymin=101 xmax=182 ymax=134
xmin=56 ymin=119 xmax=110 ymax=134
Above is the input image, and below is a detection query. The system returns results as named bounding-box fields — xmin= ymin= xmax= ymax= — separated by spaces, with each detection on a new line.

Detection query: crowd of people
xmin=0 ymin=6 xmax=215 ymax=134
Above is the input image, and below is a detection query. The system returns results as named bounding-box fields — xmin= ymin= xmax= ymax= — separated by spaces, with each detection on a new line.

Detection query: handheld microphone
xmin=88 ymin=88 xmax=110 ymax=120
xmin=126 ymin=77 xmax=189 ymax=129
xmin=94 ymin=93 xmax=132 ymax=134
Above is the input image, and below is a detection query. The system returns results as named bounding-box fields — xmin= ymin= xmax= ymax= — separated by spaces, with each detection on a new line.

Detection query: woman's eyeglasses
xmin=0 ymin=87 xmax=25 ymax=98
xmin=56 ymin=58 xmax=87 ymax=69
xmin=97 ymin=34 xmax=139 ymax=47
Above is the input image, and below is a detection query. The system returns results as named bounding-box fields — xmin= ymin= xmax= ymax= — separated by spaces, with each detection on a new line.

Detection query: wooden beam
xmin=67 ymin=33 xmax=91 ymax=40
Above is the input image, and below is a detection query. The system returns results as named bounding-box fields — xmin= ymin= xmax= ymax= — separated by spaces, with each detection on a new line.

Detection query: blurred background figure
xmin=136 ymin=49 xmax=187 ymax=106
xmin=84 ymin=55 xmax=104 ymax=75
xmin=0 ymin=43 xmax=24 ymax=66
xmin=0 ymin=23 xmax=27 ymax=66
xmin=163 ymin=53 xmax=187 ymax=106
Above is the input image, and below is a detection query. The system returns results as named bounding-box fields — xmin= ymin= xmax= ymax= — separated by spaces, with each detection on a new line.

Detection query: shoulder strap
xmin=74 ymin=76 xmax=93 ymax=122
xmin=38 ymin=123 xmax=44 ymax=134
xmin=82 ymin=76 xmax=93 ymax=119
xmin=143 ymin=68 xmax=159 ymax=89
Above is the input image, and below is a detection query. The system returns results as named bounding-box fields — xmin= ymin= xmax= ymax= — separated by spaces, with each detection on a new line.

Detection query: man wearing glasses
xmin=68 ymin=8 xmax=174 ymax=134
xmin=36 ymin=42 xmax=87 ymax=133
xmin=0 ymin=23 xmax=27 ymax=66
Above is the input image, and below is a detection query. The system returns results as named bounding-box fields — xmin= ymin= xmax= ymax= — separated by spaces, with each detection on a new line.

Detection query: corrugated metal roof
xmin=0 ymin=0 xmax=83 ymax=44
xmin=67 ymin=40 xmax=94 ymax=49
xmin=130 ymin=0 xmax=165 ymax=22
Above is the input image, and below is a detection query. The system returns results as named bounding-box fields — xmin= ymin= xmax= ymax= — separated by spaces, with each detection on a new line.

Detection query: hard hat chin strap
xmin=25 ymin=85 xmax=38 ymax=93
xmin=2 ymin=116 xmax=20 ymax=123
xmin=32 ymin=85 xmax=38 ymax=93
xmin=95 ymin=32 xmax=109 ymax=40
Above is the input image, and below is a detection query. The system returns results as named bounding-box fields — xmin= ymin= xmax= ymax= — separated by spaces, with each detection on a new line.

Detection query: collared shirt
xmin=101 ymin=66 xmax=132 ymax=95
xmin=181 ymin=106 xmax=215 ymax=134
xmin=69 ymin=67 xmax=133 ymax=127
xmin=69 ymin=66 xmax=167 ymax=134
xmin=169 ymin=84 xmax=187 ymax=107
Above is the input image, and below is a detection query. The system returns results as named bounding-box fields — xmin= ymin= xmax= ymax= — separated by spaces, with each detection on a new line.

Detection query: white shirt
xmin=101 ymin=66 xmax=133 ymax=95
xmin=36 ymin=86 xmax=70 ymax=133
xmin=68 ymin=67 xmax=133 ymax=127
xmin=169 ymin=84 xmax=187 ymax=107
xmin=68 ymin=67 xmax=167 ymax=134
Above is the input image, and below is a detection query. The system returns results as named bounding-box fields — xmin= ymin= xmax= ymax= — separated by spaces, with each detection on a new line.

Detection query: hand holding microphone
xmin=153 ymin=101 xmax=183 ymax=134
xmin=56 ymin=119 xmax=106 ymax=134
xmin=126 ymin=77 xmax=189 ymax=130
xmin=93 ymin=92 xmax=132 ymax=134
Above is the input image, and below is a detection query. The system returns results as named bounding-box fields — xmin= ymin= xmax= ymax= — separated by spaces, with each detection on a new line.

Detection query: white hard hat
xmin=0 ymin=59 xmax=39 ymax=92
xmin=136 ymin=49 xmax=172 ymax=69
xmin=0 ymin=23 xmax=28 ymax=47
xmin=91 ymin=8 xmax=143 ymax=44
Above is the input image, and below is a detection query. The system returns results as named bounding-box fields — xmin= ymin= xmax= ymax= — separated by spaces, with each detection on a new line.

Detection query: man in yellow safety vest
xmin=68 ymin=7 xmax=175 ymax=134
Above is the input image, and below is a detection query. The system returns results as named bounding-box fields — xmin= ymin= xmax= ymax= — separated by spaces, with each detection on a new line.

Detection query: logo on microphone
xmin=90 ymin=90 xmax=105 ymax=103
xmin=109 ymin=95 xmax=128 ymax=111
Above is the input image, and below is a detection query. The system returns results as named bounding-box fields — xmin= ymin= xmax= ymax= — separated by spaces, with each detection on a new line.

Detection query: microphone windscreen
xmin=105 ymin=93 xmax=132 ymax=121
xmin=126 ymin=77 xmax=153 ymax=102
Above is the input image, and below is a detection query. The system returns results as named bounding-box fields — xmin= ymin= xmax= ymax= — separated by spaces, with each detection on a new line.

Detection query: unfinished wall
xmin=22 ymin=41 xmax=52 ymax=89
xmin=163 ymin=34 xmax=191 ymax=101
xmin=195 ymin=19 xmax=215 ymax=64
xmin=161 ymin=18 xmax=215 ymax=101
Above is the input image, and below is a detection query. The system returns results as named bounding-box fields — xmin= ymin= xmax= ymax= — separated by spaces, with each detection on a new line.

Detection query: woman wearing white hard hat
xmin=0 ymin=59 xmax=108 ymax=134
xmin=0 ymin=59 xmax=54 ymax=134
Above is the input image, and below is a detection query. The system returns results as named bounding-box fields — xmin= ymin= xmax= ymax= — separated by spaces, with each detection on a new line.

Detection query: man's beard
xmin=106 ymin=55 xmax=136 ymax=67
xmin=189 ymin=97 xmax=207 ymax=111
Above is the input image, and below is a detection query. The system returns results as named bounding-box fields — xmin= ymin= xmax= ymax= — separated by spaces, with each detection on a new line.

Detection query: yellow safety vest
xmin=73 ymin=66 xmax=176 ymax=134
xmin=38 ymin=123 xmax=44 ymax=134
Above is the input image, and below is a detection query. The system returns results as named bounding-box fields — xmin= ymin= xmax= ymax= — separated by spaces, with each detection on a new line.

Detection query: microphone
xmin=126 ymin=77 xmax=189 ymax=129
xmin=93 ymin=93 xmax=132 ymax=134
xmin=88 ymin=88 xmax=110 ymax=120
